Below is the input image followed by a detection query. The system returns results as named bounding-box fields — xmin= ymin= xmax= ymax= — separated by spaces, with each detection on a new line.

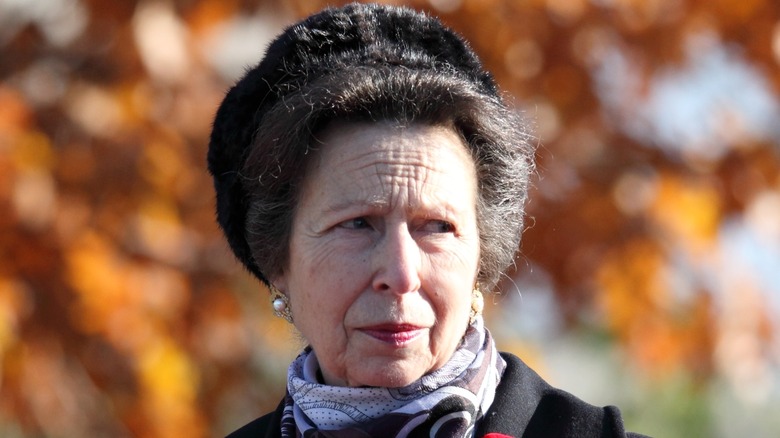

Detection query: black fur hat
xmin=208 ymin=2 xmax=498 ymax=284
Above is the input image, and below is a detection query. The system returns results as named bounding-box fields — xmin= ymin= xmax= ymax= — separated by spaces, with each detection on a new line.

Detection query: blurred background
xmin=1 ymin=0 xmax=779 ymax=436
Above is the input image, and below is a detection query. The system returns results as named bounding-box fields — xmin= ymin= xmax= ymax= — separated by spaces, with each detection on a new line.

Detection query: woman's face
xmin=274 ymin=121 xmax=480 ymax=388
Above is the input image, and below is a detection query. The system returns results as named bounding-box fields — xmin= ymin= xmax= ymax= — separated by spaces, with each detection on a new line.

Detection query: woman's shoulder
xmin=477 ymin=352 xmax=650 ymax=438
xmin=225 ymin=400 xmax=284 ymax=438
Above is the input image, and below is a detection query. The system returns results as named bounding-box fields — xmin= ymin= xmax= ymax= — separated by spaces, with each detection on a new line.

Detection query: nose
xmin=371 ymin=224 xmax=422 ymax=294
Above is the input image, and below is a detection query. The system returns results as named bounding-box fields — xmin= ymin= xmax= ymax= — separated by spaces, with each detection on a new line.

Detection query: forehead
xmin=300 ymin=121 xmax=476 ymax=207
xmin=310 ymin=121 xmax=472 ymax=170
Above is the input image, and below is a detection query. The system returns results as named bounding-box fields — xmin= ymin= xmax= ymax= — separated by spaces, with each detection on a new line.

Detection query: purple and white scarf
xmin=280 ymin=316 xmax=506 ymax=438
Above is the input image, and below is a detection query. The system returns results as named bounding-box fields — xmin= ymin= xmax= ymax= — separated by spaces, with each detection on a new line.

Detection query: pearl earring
xmin=269 ymin=285 xmax=293 ymax=323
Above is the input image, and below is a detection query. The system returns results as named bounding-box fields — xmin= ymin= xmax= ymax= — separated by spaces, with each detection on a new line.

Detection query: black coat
xmin=227 ymin=353 xmax=649 ymax=438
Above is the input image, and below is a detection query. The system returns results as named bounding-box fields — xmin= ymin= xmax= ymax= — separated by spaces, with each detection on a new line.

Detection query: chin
xmin=350 ymin=359 xmax=427 ymax=388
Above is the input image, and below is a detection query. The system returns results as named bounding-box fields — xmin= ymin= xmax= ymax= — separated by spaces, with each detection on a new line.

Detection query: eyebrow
xmin=322 ymin=195 xmax=464 ymax=220
xmin=322 ymin=196 xmax=391 ymax=214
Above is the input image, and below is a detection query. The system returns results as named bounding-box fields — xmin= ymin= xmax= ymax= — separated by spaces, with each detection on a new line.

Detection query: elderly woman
xmin=209 ymin=3 xmax=645 ymax=437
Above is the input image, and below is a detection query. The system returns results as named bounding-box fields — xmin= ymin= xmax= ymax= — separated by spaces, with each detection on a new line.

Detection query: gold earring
xmin=269 ymin=285 xmax=293 ymax=323
xmin=469 ymin=287 xmax=484 ymax=325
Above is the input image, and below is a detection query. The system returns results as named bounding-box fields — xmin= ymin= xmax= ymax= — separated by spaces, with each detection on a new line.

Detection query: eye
xmin=338 ymin=217 xmax=371 ymax=230
xmin=420 ymin=220 xmax=456 ymax=234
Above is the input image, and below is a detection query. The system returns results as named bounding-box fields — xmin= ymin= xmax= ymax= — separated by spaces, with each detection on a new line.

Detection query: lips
xmin=360 ymin=323 xmax=425 ymax=346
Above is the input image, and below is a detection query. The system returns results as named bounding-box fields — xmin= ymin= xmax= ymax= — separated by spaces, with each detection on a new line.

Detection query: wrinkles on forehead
xmin=327 ymin=152 xmax=433 ymax=211
xmin=305 ymin=121 xmax=474 ymax=218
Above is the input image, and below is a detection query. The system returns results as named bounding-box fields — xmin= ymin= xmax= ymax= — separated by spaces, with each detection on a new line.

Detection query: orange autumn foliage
xmin=1 ymin=0 xmax=778 ymax=436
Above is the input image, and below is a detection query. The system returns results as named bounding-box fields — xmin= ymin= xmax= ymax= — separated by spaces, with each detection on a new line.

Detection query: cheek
xmin=434 ymin=287 xmax=472 ymax=323
xmin=428 ymin=245 xmax=479 ymax=331
xmin=289 ymin=285 xmax=348 ymax=360
xmin=426 ymin=259 xmax=476 ymax=320
xmin=287 ymin=247 xmax=365 ymax=341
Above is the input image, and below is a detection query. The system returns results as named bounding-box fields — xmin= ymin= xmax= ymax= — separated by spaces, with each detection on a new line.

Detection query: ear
xmin=270 ymin=273 xmax=288 ymax=294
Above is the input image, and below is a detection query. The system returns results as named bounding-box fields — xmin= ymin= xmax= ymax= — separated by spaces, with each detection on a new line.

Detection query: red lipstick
xmin=360 ymin=324 xmax=424 ymax=346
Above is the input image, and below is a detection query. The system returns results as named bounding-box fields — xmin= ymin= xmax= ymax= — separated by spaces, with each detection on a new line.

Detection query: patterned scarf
xmin=281 ymin=317 xmax=506 ymax=438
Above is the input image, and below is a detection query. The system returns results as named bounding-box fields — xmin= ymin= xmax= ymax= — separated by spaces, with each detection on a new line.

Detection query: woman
xmin=209 ymin=3 xmax=646 ymax=437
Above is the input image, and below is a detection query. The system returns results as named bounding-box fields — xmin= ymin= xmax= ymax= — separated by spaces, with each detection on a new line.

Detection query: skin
xmin=274 ymin=121 xmax=480 ymax=388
